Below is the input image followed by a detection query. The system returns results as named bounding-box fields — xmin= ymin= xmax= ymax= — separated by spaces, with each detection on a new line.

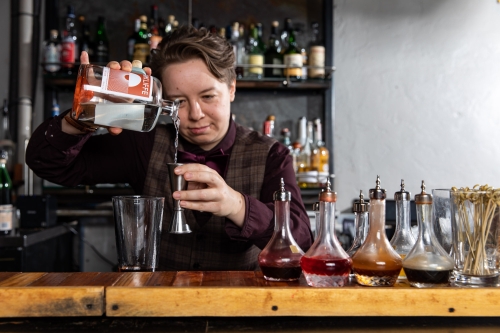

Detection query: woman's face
xmin=162 ymin=58 xmax=236 ymax=151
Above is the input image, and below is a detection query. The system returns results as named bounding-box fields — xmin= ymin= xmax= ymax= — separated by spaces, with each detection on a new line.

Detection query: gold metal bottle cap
xmin=319 ymin=178 xmax=337 ymax=202
xmin=352 ymin=190 xmax=368 ymax=213
xmin=394 ymin=179 xmax=411 ymax=201
xmin=273 ymin=178 xmax=291 ymax=201
xmin=369 ymin=175 xmax=386 ymax=200
xmin=415 ymin=180 xmax=432 ymax=204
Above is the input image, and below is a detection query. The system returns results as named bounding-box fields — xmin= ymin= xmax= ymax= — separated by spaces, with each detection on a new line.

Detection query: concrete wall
xmin=334 ymin=0 xmax=500 ymax=212
xmin=0 ymin=1 xmax=9 ymax=108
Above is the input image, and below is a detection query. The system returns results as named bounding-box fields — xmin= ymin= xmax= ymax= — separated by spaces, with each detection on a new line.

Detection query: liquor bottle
xmin=78 ymin=16 xmax=94 ymax=62
xmin=403 ymin=181 xmax=454 ymax=288
xmin=0 ymin=150 xmax=13 ymax=236
xmin=258 ymin=178 xmax=304 ymax=281
xmin=256 ymin=23 xmax=267 ymax=54
xmin=51 ymin=91 xmax=60 ymax=117
xmin=70 ymin=64 xmax=179 ymax=132
xmin=43 ymin=29 xmax=61 ymax=73
xmin=293 ymin=22 xmax=308 ymax=80
xmin=246 ymin=24 xmax=264 ymax=79
xmin=149 ymin=5 xmax=162 ymax=50
xmin=93 ymin=16 xmax=109 ymax=63
xmin=282 ymin=18 xmax=302 ymax=80
xmin=390 ymin=180 xmax=416 ymax=279
xmin=128 ymin=18 xmax=141 ymax=61
xmin=228 ymin=22 xmax=240 ymax=72
xmin=279 ymin=128 xmax=293 ymax=152
xmin=264 ymin=21 xmax=283 ymax=78
xmin=133 ymin=15 xmax=150 ymax=64
xmin=280 ymin=18 xmax=290 ymax=51
xmin=311 ymin=118 xmax=329 ymax=174
xmin=165 ymin=15 xmax=175 ymax=34
xmin=61 ymin=5 xmax=76 ymax=69
xmin=236 ymin=23 xmax=246 ymax=78
xmin=308 ymin=22 xmax=325 ymax=79
xmin=347 ymin=191 xmax=369 ymax=257
xmin=300 ymin=178 xmax=352 ymax=287
xmin=297 ymin=121 xmax=313 ymax=173
xmin=352 ymin=176 xmax=403 ymax=286
xmin=262 ymin=115 xmax=275 ymax=137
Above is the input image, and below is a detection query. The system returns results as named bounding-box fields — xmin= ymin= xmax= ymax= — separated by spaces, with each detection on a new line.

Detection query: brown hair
xmin=150 ymin=26 xmax=236 ymax=86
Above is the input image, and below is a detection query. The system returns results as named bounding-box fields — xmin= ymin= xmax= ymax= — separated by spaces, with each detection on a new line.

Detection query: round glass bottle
xmin=347 ymin=190 xmax=369 ymax=257
xmin=300 ymin=178 xmax=352 ymax=287
xmin=258 ymin=178 xmax=304 ymax=281
xmin=403 ymin=181 xmax=454 ymax=288
xmin=352 ymin=176 xmax=403 ymax=286
xmin=390 ymin=179 xmax=416 ymax=279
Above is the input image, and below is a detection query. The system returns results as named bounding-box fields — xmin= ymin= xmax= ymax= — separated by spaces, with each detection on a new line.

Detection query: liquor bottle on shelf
xmin=308 ymin=22 xmax=325 ymax=79
xmin=280 ymin=18 xmax=290 ymax=51
xmin=78 ymin=16 xmax=94 ymax=63
xmin=256 ymin=23 xmax=267 ymax=55
xmin=246 ymin=24 xmax=264 ymax=79
xmin=61 ymin=5 xmax=76 ymax=70
xmin=236 ymin=23 xmax=246 ymax=78
xmin=352 ymin=176 xmax=403 ymax=286
xmin=258 ymin=178 xmax=304 ymax=281
xmin=297 ymin=121 xmax=313 ymax=173
xmin=389 ymin=179 xmax=416 ymax=280
xmin=347 ymin=191 xmax=369 ymax=257
xmin=282 ymin=18 xmax=302 ymax=80
xmin=403 ymin=181 xmax=454 ymax=288
xmin=165 ymin=15 xmax=175 ymax=34
xmin=149 ymin=5 xmax=162 ymax=50
xmin=264 ymin=21 xmax=283 ymax=78
xmin=133 ymin=15 xmax=150 ymax=64
xmin=0 ymin=150 xmax=13 ymax=236
xmin=43 ymin=29 xmax=61 ymax=73
xmin=93 ymin=16 xmax=109 ymax=64
xmin=311 ymin=118 xmax=329 ymax=175
xmin=228 ymin=22 xmax=240 ymax=73
xmin=71 ymin=64 xmax=179 ymax=132
xmin=262 ymin=115 xmax=275 ymax=137
xmin=280 ymin=128 xmax=293 ymax=152
xmin=300 ymin=178 xmax=352 ymax=287
xmin=128 ymin=18 xmax=141 ymax=61
xmin=293 ymin=22 xmax=308 ymax=80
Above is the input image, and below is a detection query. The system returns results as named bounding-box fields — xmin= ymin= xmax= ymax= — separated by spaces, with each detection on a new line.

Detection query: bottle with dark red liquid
xmin=352 ymin=176 xmax=403 ymax=286
xmin=300 ymin=178 xmax=352 ymax=287
xmin=258 ymin=178 xmax=304 ymax=281
xmin=402 ymin=181 xmax=454 ymax=288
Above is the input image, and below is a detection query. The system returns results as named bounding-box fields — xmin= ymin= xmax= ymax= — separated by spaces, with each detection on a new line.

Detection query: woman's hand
xmin=172 ymin=163 xmax=246 ymax=228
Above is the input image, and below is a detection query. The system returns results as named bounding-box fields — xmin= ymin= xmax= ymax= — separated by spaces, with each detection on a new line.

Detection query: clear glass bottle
xmin=352 ymin=176 xmax=403 ymax=286
xmin=403 ymin=181 xmax=454 ymax=288
xmin=71 ymin=64 xmax=179 ymax=132
xmin=390 ymin=179 xmax=416 ymax=280
xmin=300 ymin=178 xmax=352 ymax=287
xmin=0 ymin=150 xmax=13 ymax=236
xmin=43 ymin=29 xmax=61 ymax=73
xmin=347 ymin=190 xmax=369 ymax=257
xmin=258 ymin=178 xmax=304 ymax=281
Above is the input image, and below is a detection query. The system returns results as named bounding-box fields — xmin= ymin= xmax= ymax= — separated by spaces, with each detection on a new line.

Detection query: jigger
xmin=167 ymin=163 xmax=192 ymax=233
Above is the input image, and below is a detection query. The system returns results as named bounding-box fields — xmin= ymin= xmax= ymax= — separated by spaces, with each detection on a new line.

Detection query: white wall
xmin=334 ymin=0 xmax=500 ymax=212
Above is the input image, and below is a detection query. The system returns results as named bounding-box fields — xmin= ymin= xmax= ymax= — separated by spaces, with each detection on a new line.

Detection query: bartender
xmin=26 ymin=26 xmax=313 ymax=271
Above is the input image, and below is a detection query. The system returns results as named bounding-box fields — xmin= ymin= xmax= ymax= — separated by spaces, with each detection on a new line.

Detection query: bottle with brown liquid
xmin=403 ymin=181 xmax=454 ymax=288
xmin=390 ymin=180 xmax=416 ymax=280
xmin=258 ymin=178 xmax=304 ymax=281
xmin=352 ymin=176 xmax=403 ymax=286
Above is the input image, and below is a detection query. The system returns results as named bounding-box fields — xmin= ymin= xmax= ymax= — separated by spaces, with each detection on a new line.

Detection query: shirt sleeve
xmin=225 ymin=142 xmax=314 ymax=252
xmin=26 ymin=111 xmax=154 ymax=193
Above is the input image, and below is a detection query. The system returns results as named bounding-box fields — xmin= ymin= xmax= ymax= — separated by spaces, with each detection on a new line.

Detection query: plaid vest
xmin=143 ymin=123 xmax=276 ymax=270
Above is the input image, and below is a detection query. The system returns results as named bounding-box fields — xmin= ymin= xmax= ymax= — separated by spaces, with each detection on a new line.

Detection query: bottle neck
xmin=354 ymin=211 xmax=369 ymax=244
xmin=160 ymin=99 xmax=180 ymax=116
xmin=394 ymin=199 xmax=412 ymax=232
xmin=416 ymin=203 xmax=434 ymax=245
xmin=368 ymin=198 xmax=388 ymax=238
xmin=274 ymin=200 xmax=292 ymax=236
xmin=316 ymin=201 xmax=335 ymax=243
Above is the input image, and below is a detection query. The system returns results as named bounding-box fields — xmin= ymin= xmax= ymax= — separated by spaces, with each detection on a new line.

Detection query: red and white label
xmin=61 ymin=40 xmax=75 ymax=64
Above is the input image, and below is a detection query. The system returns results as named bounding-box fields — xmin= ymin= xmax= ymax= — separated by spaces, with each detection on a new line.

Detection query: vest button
xmin=193 ymin=263 xmax=200 ymax=269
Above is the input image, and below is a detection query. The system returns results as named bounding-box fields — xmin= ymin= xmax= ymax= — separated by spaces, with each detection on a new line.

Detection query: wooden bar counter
xmin=1 ymin=271 xmax=500 ymax=318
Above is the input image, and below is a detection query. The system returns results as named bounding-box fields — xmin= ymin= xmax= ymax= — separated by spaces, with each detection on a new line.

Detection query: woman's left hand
xmin=172 ymin=163 xmax=246 ymax=227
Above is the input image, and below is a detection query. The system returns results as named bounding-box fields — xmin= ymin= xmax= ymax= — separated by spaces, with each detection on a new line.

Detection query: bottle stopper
xmin=415 ymin=180 xmax=432 ymax=204
xmin=319 ymin=177 xmax=337 ymax=202
xmin=394 ymin=179 xmax=411 ymax=201
xmin=352 ymin=190 xmax=368 ymax=213
xmin=274 ymin=178 xmax=291 ymax=201
xmin=369 ymin=175 xmax=386 ymax=200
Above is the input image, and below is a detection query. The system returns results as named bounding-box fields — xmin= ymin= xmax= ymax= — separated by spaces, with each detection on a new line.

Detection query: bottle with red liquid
xmin=352 ymin=176 xmax=403 ymax=286
xmin=258 ymin=178 xmax=304 ymax=281
xmin=300 ymin=178 xmax=352 ymax=287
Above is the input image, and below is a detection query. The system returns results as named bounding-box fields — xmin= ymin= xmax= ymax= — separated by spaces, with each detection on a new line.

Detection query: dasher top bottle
xmin=347 ymin=190 xmax=369 ymax=257
xmin=258 ymin=178 xmax=304 ymax=281
xmin=71 ymin=64 xmax=179 ymax=132
xmin=300 ymin=178 xmax=352 ymax=287
xmin=352 ymin=176 xmax=403 ymax=286
xmin=390 ymin=179 xmax=416 ymax=279
xmin=403 ymin=181 xmax=454 ymax=288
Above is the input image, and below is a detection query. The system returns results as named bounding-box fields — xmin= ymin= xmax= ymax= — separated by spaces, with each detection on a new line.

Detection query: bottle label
xmin=133 ymin=43 xmax=149 ymax=63
xmin=0 ymin=205 xmax=13 ymax=232
xmin=248 ymin=54 xmax=264 ymax=75
xmin=309 ymin=46 xmax=325 ymax=78
xmin=61 ymin=39 xmax=75 ymax=67
xmin=44 ymin=44 xmax=61 ymax=72
xmin=84 ymin=67 xmax=154 ymax=102
xmin=272 ymin=58 xmax=283 ymax=76
xmin=283 ymin=54 xmax=302 ymax=77
xmin=94 ymin=104 xmax=146 ymax=131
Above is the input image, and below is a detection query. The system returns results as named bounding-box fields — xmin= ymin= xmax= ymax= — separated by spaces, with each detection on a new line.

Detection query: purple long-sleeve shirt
xmin=26 ymin=113 xmax=313 ymax=251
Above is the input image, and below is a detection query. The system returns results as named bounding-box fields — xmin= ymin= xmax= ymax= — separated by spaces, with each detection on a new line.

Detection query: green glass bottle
xmin=264 ymin=21 xmax=283 ymax=78
xmin=93 ymin=16 xmax=109 ymax=63
xmin=283 ymin=18 xmax=302 ymax=80
xmin=247 ymin=24 xmax=264 ymax=79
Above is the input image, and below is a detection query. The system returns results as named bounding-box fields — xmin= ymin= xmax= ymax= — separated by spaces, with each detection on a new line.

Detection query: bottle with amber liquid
xmin=390 ymin=179 xmax=416 ymax=279
xmin=352 ymin=176 xmax=403 ymax=286
xmin=258 ymin=178 xmax=304 ymax=281
xmin=300 ymin=178 xmax=352 ymax=287
xmin=403 ymin=181 xmax=454 ymax=288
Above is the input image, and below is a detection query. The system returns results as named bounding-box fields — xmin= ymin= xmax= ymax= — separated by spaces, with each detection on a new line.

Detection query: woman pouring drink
xmin=27 ymin=26 xmax=313 ymax=270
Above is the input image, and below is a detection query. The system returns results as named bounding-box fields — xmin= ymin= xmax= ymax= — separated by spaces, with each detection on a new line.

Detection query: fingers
xmin=80 ymin=51 xmax=90 ymax=65
xmin=143 ymin=67 xmax=152 ymax=76
xmin=120 ymin=60 xmax=133 ymax=72
xmin=174 ymin=163 xmax=213 ymax=175
xmin=108 ymin=127 xmax=123 ymax=135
